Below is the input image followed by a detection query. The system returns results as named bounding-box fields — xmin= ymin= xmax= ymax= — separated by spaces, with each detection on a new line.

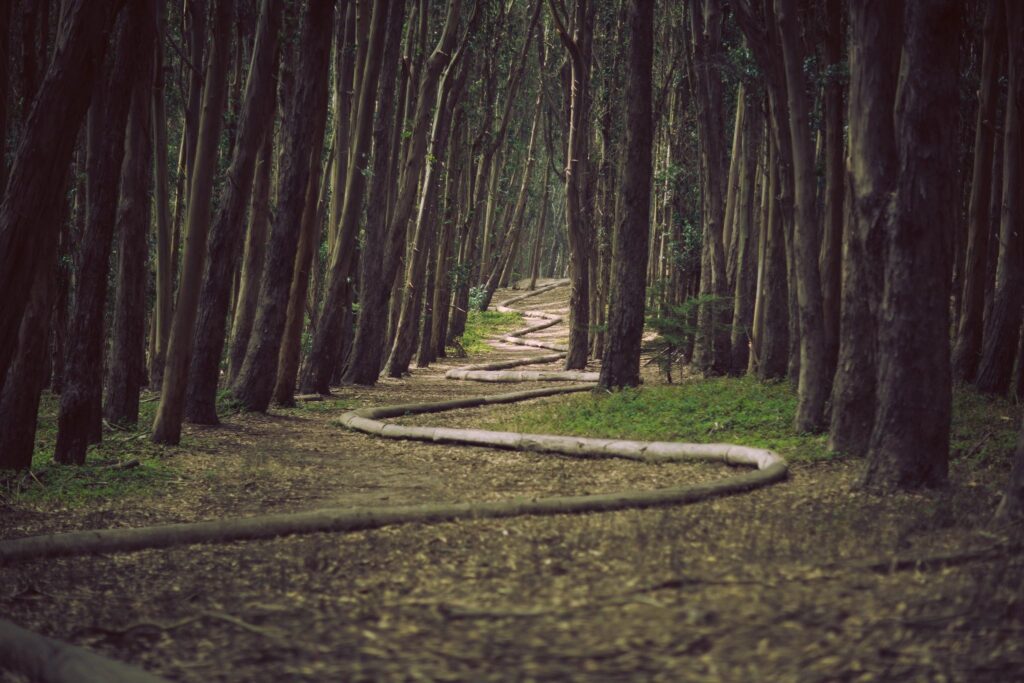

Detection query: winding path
xmin=0 ymin=280 xmax=788 ymax=682
xmin=0 ymin=281 xmax=786 ymax=563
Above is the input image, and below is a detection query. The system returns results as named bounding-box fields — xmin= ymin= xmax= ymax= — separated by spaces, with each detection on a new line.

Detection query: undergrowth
xmin=483 ymin=375 xmax=1022 ymax=467
xmin=1 ymin=392 xmax=174 ymax=505
xmin=447 ymin=310 xmax=524 ymax=355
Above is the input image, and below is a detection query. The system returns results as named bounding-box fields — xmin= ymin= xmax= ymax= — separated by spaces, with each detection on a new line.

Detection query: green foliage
xmin=949 ymin=387 xmax=1022 ymax=470
xmin=448 ymin=310 xmax=523 ymax=356
xmin=0 ymin=393 xmax=174 ymax=505
xmin=485 ymin=376 xmax=832 ymax=462
xmin=468 ymin=285 xmax=487 ymax=311
xmin=646 ymin=295 xmax=731 ymax=379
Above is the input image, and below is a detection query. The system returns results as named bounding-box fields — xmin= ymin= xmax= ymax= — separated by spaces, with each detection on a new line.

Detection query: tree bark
xmin=549 ymin=0 xmax=595 ymax=371
xmin=952 ymin=0 xmax=1003 ymax=382
xmin=232 ymin=0 xmax=333 ymax=412
xmin=384 ymin=0 xmax=467 ymax=378
xmin=819 ymin=0 xmax=845 ymax=386
xmin=330 ymin=0 xmax=405 ymax=386
xmin=299 ymin=0 xmax=390 ymax=393
xmin=756 ymin=138 xmax=789 ymax=380
xmin=54 ymin=8 xmax=139 ymax=465
xmin=775 ymin=0 xmax=829 ymax=433
xmin=828 ymin=0 xmax=901 ymax=457
xmin=105 ymin=0 xmax=156 ymax=426
xmin=0 ymin=1 xmax=11 ymax=194
xmin=151 ymin=0 xmax=234 ymax=444
xmin=862 ymin=0 xmax=959 ymax=491
xmin=0 ymin=172 xmax=68 ymax=470
xmin=974 ymin=0 xmax=1024 ymax=397
xmin=184 ymin=0 xmax=283 ymax=424
xmin=273 ymin=111 xmax=330 ymax=406
xmin=149 ymin=0 xmax=173 ymax=390
xmin=729 ymin=92 xmax=763 ymax=375
xmin=227 ymin=133 xmax=274 ymax=384
xmin=0 ymin=0 xmax=125 ymax=395
xmin=598 ymin=0 xmax=652 ymax=390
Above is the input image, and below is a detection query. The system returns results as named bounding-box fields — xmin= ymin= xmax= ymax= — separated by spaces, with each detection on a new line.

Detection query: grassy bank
xmin=480 ymin=375 xmax=1021 ymax=467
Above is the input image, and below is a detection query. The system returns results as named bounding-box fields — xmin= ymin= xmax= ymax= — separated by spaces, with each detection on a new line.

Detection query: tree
xmin=861 ymin=0 xmax=960 ymax=490
xmin=974 ymin=0 xmax=1024 ymax=397
xmin=0 ymin=0 xmax=126 ymax=396
xmin=184 ymin=0 xmax=284 ymax=424
xmin=152 ymin=0 xmax=235 ymax=444
xmin=549 ymin=0 xmax=595 ymax=371
xmin=105 ymin=0 xmax=158 ymax=427
xmin=383 ymin=0 xmax=465 ymax=378
xmin=829 ymin=0 xmax=901 ymax=457
xmin=232 ymin=0 xmax=333 ymax=412
xmin=598 ymin=0 xmax=653 ymax=390
xmin=299 ymin=0 xmax=390 ymax=393
xmin=54 ymin=7 xmax=142 ymax=464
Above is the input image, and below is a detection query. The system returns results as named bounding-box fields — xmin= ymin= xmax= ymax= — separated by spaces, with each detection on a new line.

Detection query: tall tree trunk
xmin=829 ymin=0 xmax=901 ymax=457
xmin=151 ymin=0 xmax=234 ymax=443
xmin=273 ymin=103 xmax=330 ymax=405
xmin=328 ymin=1 xmax=356 ymax=258
xmin=425 ymin=111 xmax=467 ymax=363
xmin=690 ymin=0 xmax=730 ymax=376
xmin=0 ymin=1 xmax=11 ymax=194
xmin=0 ymin=0 xmax=126 ymax=396
xmin=862 ymin=0 xmax=959 ymax=490
xmin=54 ymin=8 xmax=139 ymax=465
xmin=228 ymin=133 xmax=274 ymax=384
xmin=300 ymin=0 xmax=390 ymax=393
xmin=105 ymin=0 xmax=157 ymax=426
xmin=819 ymin=0 xmax=845 ymax=386
xmin=952 ymin=0 xmax=1003 ymax=382
xmin=150 ymin=0 xmax=173 ymax=389
xmin=0 ymin=171 xmax=69 ymax=469
xmin=550 ymin=0 xmax=594 ymax=371
xmin=384 ymin=0 xmax=466 ymax=378
xmin=756 ymin=137 xmax=789 ymax=380
xmin=776 ymin=0 xmax=829 ymax=432
xmin=598 ymin=0 xmax=652 ymax=389
xmin=232 ymin=0 xmax=333 ymax=411
xmin=332 ymin=0 xmax=404 ymax=386
xmin=974 ymin=0 xmax=1024 ymax=397
xmin=729 ymin=92 xmax=763 ymax=375
xmin=184 ymin=0 xmax=283 ymax=424
xmin=181 ymin=0 xmax=207 ymax=210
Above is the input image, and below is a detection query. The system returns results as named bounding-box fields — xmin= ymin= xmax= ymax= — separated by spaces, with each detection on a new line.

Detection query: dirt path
xmin=2 ymin=282 xmax=1021 ymax=682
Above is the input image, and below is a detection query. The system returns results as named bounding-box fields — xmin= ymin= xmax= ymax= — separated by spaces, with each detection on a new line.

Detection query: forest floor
xmin=2 ymin=281 xmax=1023 ymax=682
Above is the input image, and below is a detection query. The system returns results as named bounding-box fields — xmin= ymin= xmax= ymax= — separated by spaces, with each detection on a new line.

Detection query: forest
xmin=0 ymin=0 xmax=1023 ymax=680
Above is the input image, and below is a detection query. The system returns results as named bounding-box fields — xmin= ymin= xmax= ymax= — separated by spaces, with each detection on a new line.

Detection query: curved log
xmin=0 ymin=618 xmax=168 ymax=683
xmin=0 ymin=283 xmax=787 ymax=564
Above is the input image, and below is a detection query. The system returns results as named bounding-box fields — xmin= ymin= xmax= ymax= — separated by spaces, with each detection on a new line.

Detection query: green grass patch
xmin=483 ymin=376 xmax=831 ymax=461
xmin=481 ymin=376 xmax=1023 ymax=465
xmin=1 ymin=392 xmax=175 ymax=506
xmin=949 ymin=386 xmax=1021 ymax=470
xmin=448 ymin=310 xmax=524 ymax=355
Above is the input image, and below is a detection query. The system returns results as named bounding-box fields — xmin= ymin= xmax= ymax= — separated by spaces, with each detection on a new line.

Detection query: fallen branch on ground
xmin=0 ymin=617 xmax=169 ymax=683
